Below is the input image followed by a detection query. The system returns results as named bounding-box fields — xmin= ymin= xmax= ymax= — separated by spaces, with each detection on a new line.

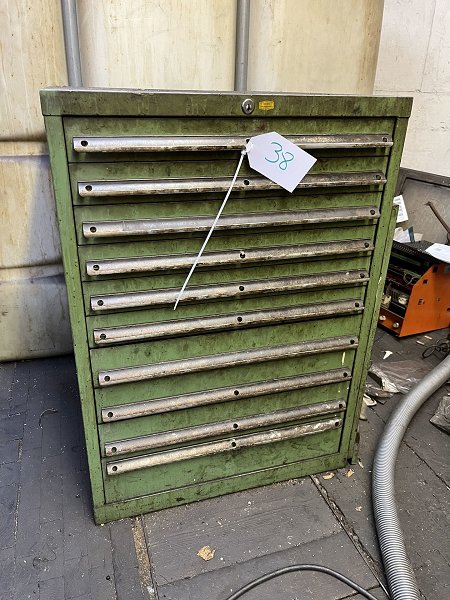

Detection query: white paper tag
xmin=393 ymin=195 xmax=408 ymax=223
xmin=246 ymin=132 xmax=316 ymax=193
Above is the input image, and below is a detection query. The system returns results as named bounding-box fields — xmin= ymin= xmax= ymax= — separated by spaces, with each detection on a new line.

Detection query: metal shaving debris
xmin=38 ymin=409 xmax=58 ymax=428
xmin=363 ymin=394 xmax=377 ymax=407
xmin=197 ymin=545 xmax=215 ymax=561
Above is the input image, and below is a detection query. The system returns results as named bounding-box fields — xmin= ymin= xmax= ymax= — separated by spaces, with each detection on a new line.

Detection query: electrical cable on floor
xmin=224 ymin=564 xmax=384 ymax=600
xmin=421 ymin=337 xmax=450 ymax=359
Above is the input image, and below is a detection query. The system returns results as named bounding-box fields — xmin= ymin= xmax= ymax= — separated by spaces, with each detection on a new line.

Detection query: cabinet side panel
xmin=341 ymin=117 xmax=410 ymax=458
xmin=44 ymin=115 xmax=105 ymax=514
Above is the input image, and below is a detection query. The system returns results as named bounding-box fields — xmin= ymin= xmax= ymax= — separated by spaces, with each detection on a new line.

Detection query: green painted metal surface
xmin=41 ymin=88 xmax=411 ymax=523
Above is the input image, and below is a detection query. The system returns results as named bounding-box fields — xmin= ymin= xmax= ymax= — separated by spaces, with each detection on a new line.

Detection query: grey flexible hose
xmin=373 ymin=353 xmax=450 ymax=600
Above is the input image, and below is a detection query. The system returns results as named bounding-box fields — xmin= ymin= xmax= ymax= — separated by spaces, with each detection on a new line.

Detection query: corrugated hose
xmin=372 ymin=353 xmax=450 ymax=600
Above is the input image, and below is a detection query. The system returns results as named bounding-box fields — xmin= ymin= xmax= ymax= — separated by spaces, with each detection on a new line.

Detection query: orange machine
xmin=379 ymin=241 xmax=450 ymax=336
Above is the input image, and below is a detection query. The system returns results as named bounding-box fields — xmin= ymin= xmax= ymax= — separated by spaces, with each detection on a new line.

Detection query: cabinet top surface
xmin=40 ymin=87 xmax=412 ymax=118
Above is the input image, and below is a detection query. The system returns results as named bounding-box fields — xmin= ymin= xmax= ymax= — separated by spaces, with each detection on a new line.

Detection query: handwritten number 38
xmin=265 ymin=142 xmax=294 ymax=171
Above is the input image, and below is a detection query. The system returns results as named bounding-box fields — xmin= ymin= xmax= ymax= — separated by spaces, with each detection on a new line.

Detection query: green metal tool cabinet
xmin=41 ymin=88 xmax=411 ymax=524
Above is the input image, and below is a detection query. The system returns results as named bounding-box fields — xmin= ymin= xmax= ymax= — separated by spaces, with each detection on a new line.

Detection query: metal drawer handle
xmin=73 ymin=134 xmax=393 ymax=153
xmin=85 ymin=239 xmax=374 ymax=277
xmin=82 ymin=207 xmax=380 ymax=239
xmin=77 ymin=172 xmax=387 ymax=197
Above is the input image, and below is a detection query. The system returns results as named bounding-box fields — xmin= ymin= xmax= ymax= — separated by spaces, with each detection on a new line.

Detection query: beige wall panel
xmin=78 ymin=0 xmax=236 ymax=89
xmin=374 ymin=0 xmax=435 ymax=92
xmin=375 ymin=0 xmax=450 ymax=176
xmin=400 ymin=92 xmax=450 ymax=177
xmin=0 ymin=155 xmax=61 ymax=269
xmin=0 ymin=1 xmax=69 ymax=359
xmin=0 ymin=0 xmax=67 ymax=139
xmin=422 ymin=0 xmax=450 ymax=93
xmin=248 ymin=0 xmax=384 ymax=93
xmin=0 ymin=267 xmax=72 ymax=361
xmin=0 ymin=141 xmax=49 ymax=157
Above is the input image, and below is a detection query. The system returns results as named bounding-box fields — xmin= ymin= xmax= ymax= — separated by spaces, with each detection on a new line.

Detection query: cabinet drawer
xmin=74 ymin=203 xmax=380 ymax=246
xmin=86 ymin=288 xmax=365 ymax=349
xmin=69 ymin=158 xmax=387 ymax=206
xmin=63 ymin=115 xmax=395 ymax=163
xmin=98 ymin=376 xmax=350 ymax=432
xmin=94 ymin=347 xmax=356 ymax=421
xmin=77 ymin=229 xmax=375 ymax=283
xmin=73 ymin=190 xmax=382 ymax=243
xmin=83 ymin=259 xmax=370 ymax=316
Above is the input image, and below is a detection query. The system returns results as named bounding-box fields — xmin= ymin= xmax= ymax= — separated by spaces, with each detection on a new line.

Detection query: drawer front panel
xmin=83 ymin=258 xmax=371 ymax=315
xmin=74 ymin=190 xmax=382 ymax=243
xmin=69 ymin=157 xmax=388 ymax=206
xmin=70 ymin=156 xmax=388 ymax=181
xmin=90 ymin=318 xmax=359 ymax=382
xmin=78 ymin=227 xmax=375 ymax=283
xmin=74 ymin=201 xmax=380 ymax=245
xmin=63 ymin=115 xmax=395 ymax=163
xmin=86 ymin=287 xmax=366 ymax=347
xmin=99 ymin=374 xmax=351 ymax=429
xmin=94 ymin=349 xmax=357 ymax=422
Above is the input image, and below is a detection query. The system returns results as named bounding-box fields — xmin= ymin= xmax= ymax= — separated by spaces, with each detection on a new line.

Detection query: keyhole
xmin=241 ymin=98 xmax=255 ymax=115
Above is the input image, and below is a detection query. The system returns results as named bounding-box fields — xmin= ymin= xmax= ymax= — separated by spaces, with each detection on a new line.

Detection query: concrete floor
xmin=0 ymin=328 xmax=449 ymax=600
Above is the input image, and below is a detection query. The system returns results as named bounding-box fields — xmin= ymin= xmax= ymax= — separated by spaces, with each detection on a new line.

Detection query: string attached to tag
xmin=174 ymin=148 xmax=248 ymax=310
